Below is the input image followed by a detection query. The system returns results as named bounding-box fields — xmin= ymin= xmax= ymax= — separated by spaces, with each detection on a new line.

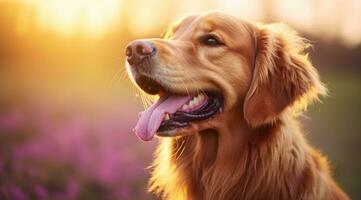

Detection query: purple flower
xmin=8 ymin=185 xmax=27 ymax=200
xmin=34 ymin=185 xmax=48 ymax=200
xmin=0 ymin=97 xmax=156 ymax=199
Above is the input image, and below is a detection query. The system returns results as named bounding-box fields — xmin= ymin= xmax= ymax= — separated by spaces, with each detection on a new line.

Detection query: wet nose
xmin=125 ymin=40 xmax=156 ymax=65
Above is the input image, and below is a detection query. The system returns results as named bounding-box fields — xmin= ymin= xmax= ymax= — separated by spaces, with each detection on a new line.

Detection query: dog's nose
xmin=125 ymin=40 xmax=156 ymax=65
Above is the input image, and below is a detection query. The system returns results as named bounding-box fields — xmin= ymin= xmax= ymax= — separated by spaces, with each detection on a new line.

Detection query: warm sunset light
xmin=0 ymin=0 xmax=360 ymax=199
xmin=24 ymin=0 xmax=122 ymax=36
xmin=9 ymin=0 xmax=361 ymax=45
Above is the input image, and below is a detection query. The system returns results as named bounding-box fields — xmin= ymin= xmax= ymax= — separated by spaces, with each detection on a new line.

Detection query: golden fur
xmin=129 ymin=11 xmax=349 ymax=200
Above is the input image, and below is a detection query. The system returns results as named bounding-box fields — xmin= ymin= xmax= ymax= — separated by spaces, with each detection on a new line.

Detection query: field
xmin=0 ymin=67 xmax=360 ymax=199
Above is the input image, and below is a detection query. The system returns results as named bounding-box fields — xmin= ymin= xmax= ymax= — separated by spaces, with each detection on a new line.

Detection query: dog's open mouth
xmin=157 ymin=92 xmax=222 ymax=131
xmin=132 ymin=77 xmax=223 ymax=141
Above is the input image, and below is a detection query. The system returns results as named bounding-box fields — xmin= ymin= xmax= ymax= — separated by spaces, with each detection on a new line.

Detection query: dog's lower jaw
xmin=148 ymin=112 xmax=349 ymax=200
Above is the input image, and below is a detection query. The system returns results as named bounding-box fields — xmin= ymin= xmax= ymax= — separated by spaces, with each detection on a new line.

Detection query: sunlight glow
xmin=12 ymin=0 xmax=361 ymax=45
xmin=27 ymin=0 xmax=122 ymax=36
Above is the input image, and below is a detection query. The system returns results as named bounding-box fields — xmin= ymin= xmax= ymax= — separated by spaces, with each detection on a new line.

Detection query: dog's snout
xmin=126 ymin=40 xmax=156 ymax=65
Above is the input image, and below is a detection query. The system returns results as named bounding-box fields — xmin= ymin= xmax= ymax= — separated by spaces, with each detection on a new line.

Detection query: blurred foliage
xmin=305 ymin=70 xmax=361 ymax=199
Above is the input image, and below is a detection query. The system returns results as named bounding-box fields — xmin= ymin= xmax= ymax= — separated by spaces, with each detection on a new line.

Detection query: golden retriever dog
xmin=125 ymin=11 xmax=349 ymax=200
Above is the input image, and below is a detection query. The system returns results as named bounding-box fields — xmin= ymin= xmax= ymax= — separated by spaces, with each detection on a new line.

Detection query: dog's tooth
xmin=194 ymin=100 xmax=201 ymax=105
xmin=197 ymin=97 xmax=202 ymax=105
xmin=196 ymin=99 xmax=201 ymax=105
xmin=188 ymin=99 xmax=193 ymax=104
xmin=198 ymin=95 xmax=204 ymax=102
xmin=165 ymin=113 xmax=170 ymax=120
xmin=193 ymin=97 xmax=199 ymax=105
xmin=219 ymin=107 xmax=223 ymax=113
xmin=189 ymin=101 xmax=194 ymax=108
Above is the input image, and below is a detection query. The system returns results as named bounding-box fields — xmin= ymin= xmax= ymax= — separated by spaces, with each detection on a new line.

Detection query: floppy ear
xmin=244 ymin=24 xmax=326 ymax=127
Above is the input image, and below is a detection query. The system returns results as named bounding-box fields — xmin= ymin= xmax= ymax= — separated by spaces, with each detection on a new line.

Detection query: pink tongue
xmin=133 ymin=95 xmax=191 ymax=141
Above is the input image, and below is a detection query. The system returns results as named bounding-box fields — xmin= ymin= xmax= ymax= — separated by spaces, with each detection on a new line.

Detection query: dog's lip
xmin=133 ymin=74 xmax=199 ymax=97
xmin=134 ymin=74 xmax=165 ymax=95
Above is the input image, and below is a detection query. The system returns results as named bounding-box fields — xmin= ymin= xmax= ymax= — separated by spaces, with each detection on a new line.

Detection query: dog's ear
xmin=244 ymin=24 xmax=326 ymax=127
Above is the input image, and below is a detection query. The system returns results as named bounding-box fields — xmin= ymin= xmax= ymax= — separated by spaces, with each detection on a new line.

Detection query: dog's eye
xmin=199 ymin=35 xmax=223 ymax=46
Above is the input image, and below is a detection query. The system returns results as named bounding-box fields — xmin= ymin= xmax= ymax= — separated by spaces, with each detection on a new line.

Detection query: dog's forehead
xmin=174 ymin=12 xmax=249 ymax=39
xmin=197 ymin=12 xmax=239 ymax=30
xmin=170 ymin=14 xmax=200 ymax=38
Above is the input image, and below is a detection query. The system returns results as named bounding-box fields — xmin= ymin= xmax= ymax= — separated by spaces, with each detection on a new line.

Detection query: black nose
xmin=125 ymin=40 xmax=156 ymax=65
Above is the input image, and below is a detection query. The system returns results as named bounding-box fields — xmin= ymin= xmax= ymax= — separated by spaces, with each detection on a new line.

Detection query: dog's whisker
xmin=174 ymin=138 xmax=187 ymax=161
xmin=180 ymin=79 xmax=190 ymax=96
xmin=138 ymin=90 xmax=149 ymax=109
xmin=119 ymin=67 xmax=129 ymax=78
xmin=107 ymin=69 xmax=122 ymax=88
xmin=173 ymin=137 xmax=181 ymax=158
xmin=182 ymin=68 xmax=207 ymax=97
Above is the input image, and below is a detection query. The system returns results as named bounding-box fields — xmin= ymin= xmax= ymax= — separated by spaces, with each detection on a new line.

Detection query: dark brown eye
xmin=199 ymin=35 xmax=223 ymax=46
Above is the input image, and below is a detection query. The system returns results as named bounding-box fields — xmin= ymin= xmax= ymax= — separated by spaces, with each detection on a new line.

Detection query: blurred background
xmin=0 ymin=0 xmax=360 ymax=199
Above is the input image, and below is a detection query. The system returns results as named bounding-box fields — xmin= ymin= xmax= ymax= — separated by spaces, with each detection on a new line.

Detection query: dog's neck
xmin=149 ymin=111 xmax=329 ymax=200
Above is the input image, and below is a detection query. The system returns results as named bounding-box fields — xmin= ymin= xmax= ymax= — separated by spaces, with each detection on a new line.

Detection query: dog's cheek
xmin=206 ymin=53 xmax=251 ymax=108
xmin=219 ymin=53 xmax=251 ymax=94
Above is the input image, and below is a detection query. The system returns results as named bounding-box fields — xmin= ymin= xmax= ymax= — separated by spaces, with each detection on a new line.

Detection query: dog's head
xmin=125 ymin=11 xmax=326 ymax=141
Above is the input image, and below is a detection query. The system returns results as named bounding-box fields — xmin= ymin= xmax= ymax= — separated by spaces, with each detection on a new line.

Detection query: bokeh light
xmin=0 ymin=0 xmax=360 ymax=199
